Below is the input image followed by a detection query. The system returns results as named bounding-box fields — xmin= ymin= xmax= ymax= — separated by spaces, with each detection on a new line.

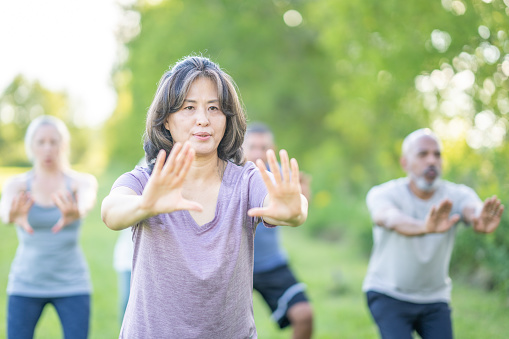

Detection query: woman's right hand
xmin=140 ymin=142 xmax=203 ymax=217
xmin=9 ymin=191 xmax=34 ymax=234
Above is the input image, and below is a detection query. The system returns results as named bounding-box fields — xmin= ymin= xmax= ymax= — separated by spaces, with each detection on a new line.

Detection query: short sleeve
xmin=111 ymin=166 xmax=149 ymax=196
xmin=454 ymin=184 xmax=482 ymax=217
xmin=366 ymin=183 xmax=397 ymax=219
xmin=243 ymin=162 xmax=276 ymax=228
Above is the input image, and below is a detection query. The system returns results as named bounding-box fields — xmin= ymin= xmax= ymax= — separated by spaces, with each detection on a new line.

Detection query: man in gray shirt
xmin=363 ymin=128 xmax=504 ymax=339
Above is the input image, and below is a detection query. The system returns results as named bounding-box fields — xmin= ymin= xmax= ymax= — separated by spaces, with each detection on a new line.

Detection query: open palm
xmin=52 ymin=190 xmax=80 ymax=233
xmin=425 ymin=199 xmax=460 ymax=234
xmin=140 ymin=142 xmax=203 ymax=217
xmin=10 ymin=191 xmax=34 ymax=234
xmin=473 ymin=196 xmax=504 ymax=233
xmin=248 ymin=149 xmax=306 ymax=226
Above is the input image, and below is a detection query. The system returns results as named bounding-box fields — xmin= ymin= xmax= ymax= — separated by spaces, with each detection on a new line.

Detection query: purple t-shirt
xmin=111 ymin=161 xmax=271 ymax=339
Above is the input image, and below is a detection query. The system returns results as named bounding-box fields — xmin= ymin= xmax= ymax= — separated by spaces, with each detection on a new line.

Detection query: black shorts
xmin=253 ymin=264 xmax=309 ymax=329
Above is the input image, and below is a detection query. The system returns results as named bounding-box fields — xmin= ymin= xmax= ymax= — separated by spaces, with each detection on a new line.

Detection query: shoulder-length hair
xmin=143 ymin=56 xmax=246 ymax=170
xmin=24 ymin=115 xmax=71 ymax=169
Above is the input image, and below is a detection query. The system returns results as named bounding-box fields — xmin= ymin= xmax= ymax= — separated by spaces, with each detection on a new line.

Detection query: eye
xmin=209 ymin=106 xmax=219 ymax=111
xmin=183 ymin=106 xmax=193 ymax=110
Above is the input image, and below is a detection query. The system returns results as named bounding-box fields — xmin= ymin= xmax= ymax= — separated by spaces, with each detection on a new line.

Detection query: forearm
xmin=461 ymin=204 xmax=479 ymax=226
xmin=76 ymin=174 xmax=98 ymax=217
xmin=101 ymin=194 xmax=152 ymax=231
xmin=0 ymin=200 xmax=9 ymax=224
xmin=77 ymin=189 xmax=97 ymax=218
xmin=374 ymin=208 xmax=426 ymax=236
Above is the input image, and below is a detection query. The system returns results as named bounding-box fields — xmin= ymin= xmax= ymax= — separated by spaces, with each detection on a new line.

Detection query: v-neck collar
xmin=182 ymin=161 xmax=231 ymax=233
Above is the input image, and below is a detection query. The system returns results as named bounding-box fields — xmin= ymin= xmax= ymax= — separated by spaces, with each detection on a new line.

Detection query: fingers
xmin=247 ymin=206 xmax=269 ymax=217
xmin=266 ymin=149 xmax=281 ymax=185
xmin=484 ymin=196 xmax=503 ymax=217
xmin=427 ymin=200 xmax=457 ymax=233
xmin=449 ymin=214 xmax=461 ymax=225
xmin=179 ymin=199 xmax=203 ymax=213
xmin=262 ymin=149 xmax=300 ymax=185
xmin=52 ymin=190 xmax=76 ymax=211
xmin=255 ymin=159 xmax=275 ymax=192
xmin=290 ymin=158 xmax=300 ymax=186
xmin=496 ymin=204 xmax=505 ymax=218
xmin=52 ymin=218 xmax=65 ymax=233
xmin=12 ymin=191 xmax=33 ymax=211
xmin=171 ymin=142 xmax=191 ymax=178
xmin=158 ymin=142 xmax=194 ymax=182
xmin=437 ymin=199 xmax=453 ymax=213
xmin=161 ymin=142 xmax=183 ymax=176
xmin=279 ymin=149 xmax=290 ymax=183
xmin=151 ymin=149 xmax=167 ymax=177
xmin=21 ymin=222 xmax=34 ymax=234
xmin=176 ymin=147 xmax=195 ymax=182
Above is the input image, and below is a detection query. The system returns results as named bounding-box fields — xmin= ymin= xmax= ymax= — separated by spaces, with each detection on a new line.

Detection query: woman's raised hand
xmin=9 ymin=191 xmax=34 ymax=234
xmin=248 ymin=149 xmax=307 ymax=226
xmin=52 ymin=190 xmax=80 ymax=233
xmin=140 ymin=142 xmax=203 ymax=217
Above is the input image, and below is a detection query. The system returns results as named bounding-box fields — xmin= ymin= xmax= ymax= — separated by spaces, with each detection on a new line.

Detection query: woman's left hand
xmin=248 ymin=149 xmax=307 ymax=227
xmin=52 ymin=190 xmax=80 ymax=233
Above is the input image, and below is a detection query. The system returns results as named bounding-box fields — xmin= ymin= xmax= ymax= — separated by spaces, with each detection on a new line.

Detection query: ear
xmin=164 ymin=118 xmax=170 ymax=131
xmin=400 ymin=156 xmax=407 ymax=172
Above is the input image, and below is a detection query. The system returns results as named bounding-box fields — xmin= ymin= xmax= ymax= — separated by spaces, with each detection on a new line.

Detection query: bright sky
xmin=0 ymin=0 xmax=126 ymax=127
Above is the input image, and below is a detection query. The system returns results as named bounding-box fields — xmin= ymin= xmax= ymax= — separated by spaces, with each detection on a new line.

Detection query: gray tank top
xmin=7 ymin=173 xmax=91 ymax=297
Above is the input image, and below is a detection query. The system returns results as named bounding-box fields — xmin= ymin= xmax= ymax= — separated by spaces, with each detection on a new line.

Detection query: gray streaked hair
xmin=143 ymin=55 xmax=247 ymax=170
xmin=401 ymin=128 xmax=442 ymax=156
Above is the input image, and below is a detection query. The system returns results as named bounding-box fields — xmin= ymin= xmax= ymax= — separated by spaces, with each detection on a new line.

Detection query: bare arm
xmin=101 ymin=187 xmax=152 ymax=230
xmin=75 ymin=172 xmax=98 ymax=217
xmin=101 ymin=142 xmax=203 ymax=231
xmin=248 ymin=149 xmax=308 ymax=227
xmin=0 ymin=175 xmax=34 ymax=233
xmin=373 ymin=199 xmax=460 ymax=236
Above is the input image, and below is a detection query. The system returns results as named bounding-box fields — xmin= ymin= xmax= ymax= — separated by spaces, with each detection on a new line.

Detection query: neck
xmin=408 ymin=180 xmax=435 ymax=200
xmin=185 ymin=153 xmax=225 ymax=184
xmin=33 ymin=163 xmax=64 ymax=177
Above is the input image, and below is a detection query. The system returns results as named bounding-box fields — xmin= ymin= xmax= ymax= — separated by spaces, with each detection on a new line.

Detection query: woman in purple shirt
xmin=101 ymin=56 xmax=308 ymax=338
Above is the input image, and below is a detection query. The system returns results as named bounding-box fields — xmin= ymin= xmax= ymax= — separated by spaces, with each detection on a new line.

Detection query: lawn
xmin=0 ymin=169 xmax=508 ymax=338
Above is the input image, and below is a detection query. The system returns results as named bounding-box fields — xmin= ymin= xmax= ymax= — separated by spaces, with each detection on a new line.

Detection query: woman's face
xmin=165 ymin=77 xmax=226 ymax=159
xmin=31 ymin=124 xmax=62 ymax=168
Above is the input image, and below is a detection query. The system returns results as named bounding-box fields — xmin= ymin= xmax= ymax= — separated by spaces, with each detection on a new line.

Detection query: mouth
xmin=424 ymin=167 xmax=438 ymax=180
xmin=193 ymin=132 xmax=211 ymax=140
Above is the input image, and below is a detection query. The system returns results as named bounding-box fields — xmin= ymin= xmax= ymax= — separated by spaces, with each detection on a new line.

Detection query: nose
xmin=426 ymin=153 xmax=439 ymax=166
xmin=196 ymin=106 xmax=210 ymax=126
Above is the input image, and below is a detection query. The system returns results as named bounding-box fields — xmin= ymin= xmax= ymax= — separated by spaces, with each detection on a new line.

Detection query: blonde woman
xmin=0 ymin=115 xmax=97 ymax=339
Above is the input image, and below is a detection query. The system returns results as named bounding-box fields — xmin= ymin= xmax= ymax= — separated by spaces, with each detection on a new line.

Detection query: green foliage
xmin=105 ymin=0 xmax=509 ymax=293
xmin=105 ymin=0 xmax=334 ymax=166
xmin=0 ymin=76 xmax=97 ymax=169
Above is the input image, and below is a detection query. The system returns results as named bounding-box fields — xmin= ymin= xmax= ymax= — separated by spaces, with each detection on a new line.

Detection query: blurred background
xmin=1 ymin=0 xmax=508 ymax=338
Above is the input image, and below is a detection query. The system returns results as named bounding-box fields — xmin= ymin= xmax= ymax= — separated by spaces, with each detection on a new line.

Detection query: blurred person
xmin=112 ymin=158 xmax=144 ymax=325
xmin=0 ymin=115 xmax=98 ymax=339
xmin=243 ymin=123 xmax=313 ymax=339
xmin=363 ymin=128 xmax=504 ymax=339
xmin=101 ymin=56 xmax=308 ymax=338
xmin=113 ymin=227 xmax=134 ymax=324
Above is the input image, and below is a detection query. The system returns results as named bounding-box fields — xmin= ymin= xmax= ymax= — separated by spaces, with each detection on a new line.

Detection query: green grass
xmin=0 ymin=168 xmax=509 ymax=338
